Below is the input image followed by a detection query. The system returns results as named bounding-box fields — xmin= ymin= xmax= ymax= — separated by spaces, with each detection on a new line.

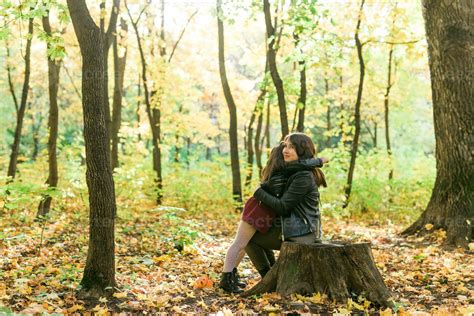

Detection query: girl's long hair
xmin=260 ymin=143 xmax=285 ymax=181
xmin=285 ymin=133 xmax=327 ymax=187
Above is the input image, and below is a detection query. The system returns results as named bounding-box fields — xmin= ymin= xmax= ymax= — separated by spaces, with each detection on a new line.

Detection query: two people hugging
xmin=220 ymin=132 xmax=328 ymax=293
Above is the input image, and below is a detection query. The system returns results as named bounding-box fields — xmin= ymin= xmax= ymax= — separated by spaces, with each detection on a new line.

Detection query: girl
xmin=220 ymin=141 xmax=326 ymax=293
xmin=245 ymin=133 xmax=327 ymax=278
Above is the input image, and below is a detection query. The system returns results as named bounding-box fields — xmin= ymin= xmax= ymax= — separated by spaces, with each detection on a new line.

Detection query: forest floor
xmin=1 ymin=198 xmax=473 ymax=315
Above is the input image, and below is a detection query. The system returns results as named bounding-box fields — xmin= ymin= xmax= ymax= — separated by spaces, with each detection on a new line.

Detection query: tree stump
xmin=243 ymin=241 xmax=394 ymax=307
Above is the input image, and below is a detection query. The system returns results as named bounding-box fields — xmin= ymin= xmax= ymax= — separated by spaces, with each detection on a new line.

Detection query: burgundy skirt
xmin=241 ymin=196 xmax=276 ymax=234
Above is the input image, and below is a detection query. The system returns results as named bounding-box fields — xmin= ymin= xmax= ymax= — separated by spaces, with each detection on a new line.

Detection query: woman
xmin=245 ymin=132 xmax=327 ymax=278
xmin=220 ymin=134 xmax=326 ymax=293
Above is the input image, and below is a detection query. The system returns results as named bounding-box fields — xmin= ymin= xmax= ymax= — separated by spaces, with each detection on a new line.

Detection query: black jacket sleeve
xmin=253 ymin=171 xmax=313 ymax=217
xmin=285 ymin=158 xmax=324 ymax=173
xmin=260 ymin=172 xmax=286 ymax=196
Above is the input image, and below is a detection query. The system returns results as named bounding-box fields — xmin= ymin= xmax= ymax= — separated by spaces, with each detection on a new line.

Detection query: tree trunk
xmin=291 ymin=105 xmax=298 ymax=133
xmin=384 ymin=45 xmax=394 ymax=180
xmin=29 ymin=105 xmax=42 ymax=162
xmin=206 ymin=136 xmax=212 ymax=161
xmin=126 ymin=1 xmax=163 ymax=204
xmin=295 ymin=33 xmax=306 ymax=133
xmin=217 ymin=0 xmax=242 ymax=202
xmin=136 ymin=73 xmax=142 ymax=141
xmin=67 ymin=0 xmax=118 ymax=297
xmin=243 ymin=242 xmax=394 ymax=307
xmin=7 ymin=10 xmax=34 ymax=179
xmin=5 ymin=40 xmax=19 ymax=115
xmin=256 ymin=49 xmax=269 ymax=173
xmin=111 ymin=18 xmax=128 ymax=170
xmin=152 ymin=0 xmax=167 ymax=202
xmin=264 ymin=99 xmax=271 ymax=159
xmin=37 ymin=10 xmax=61 ymax=218
xmin=343 ymin=0 xmax=365 ymax=209
xmin=338 ymin=74 xmax=345 ymax=139
xmin=247 ymin=60 xmax=269 ymax=186
xmin=245 ymin=112 xmax=256 ymax=187
xmin=374 ymin=122 xmax=377 ymax=148
xmin=402 ymin=0 xmax=473 ymax=248
xmin=296 ymin=64 xmax=306 ymax=133
xmin=100 ymin=1 xmax=120 ymax=138
xmin=174 ymin=104 xmax=184 ymax=163
xmin=324 ymin=78 xmax=331 ymax=146
xmin=186 ymin=137 xmax=191 ymax=168
xmin=174 ymin=135 xmax=180 ymax=163
xmin=217 ymin=134 xmax=222 ymax=155
xmin=255 ymin=109 xmax=264 ymax=177
xmin=263 ymin=0 xmax=288 ymax=138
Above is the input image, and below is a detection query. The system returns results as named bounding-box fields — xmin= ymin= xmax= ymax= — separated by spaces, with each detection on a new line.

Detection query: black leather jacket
xmin=260 ymin=158 xmax=323 ymax=198
xmin=254 ymin=159 xmax=322 ymax=239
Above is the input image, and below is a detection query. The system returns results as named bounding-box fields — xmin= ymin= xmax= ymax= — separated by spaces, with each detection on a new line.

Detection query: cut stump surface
xmin=243 ymin=241 xmax=394 ymax=307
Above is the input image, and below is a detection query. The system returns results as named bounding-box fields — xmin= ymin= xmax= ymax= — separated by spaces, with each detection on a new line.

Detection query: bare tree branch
xmin=5 ymin=43 xmax=19 ymax=115
xmin=168 ymin=9 xmax=198 ymax=63
xmin=63 ymin=63 xmax=82 ymax=101
xmin=363 ymin=38 xmax=422 ymax=46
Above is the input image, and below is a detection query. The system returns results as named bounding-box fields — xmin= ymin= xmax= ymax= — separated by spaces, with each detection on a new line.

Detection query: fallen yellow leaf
xmin=113 ymin=292 xmax=127 ymax=298
xmin=457 ymin=305 xmax=474 ymax=315
xmin=67 ymin=304 xmax=84 ymax=313
xmin=98 ymin=296 xmax=108 ymax=303
xmin=263 ymin=304 xmax=280 ymax=312
xmin=379 ymin=307 xmax=392 ymax=316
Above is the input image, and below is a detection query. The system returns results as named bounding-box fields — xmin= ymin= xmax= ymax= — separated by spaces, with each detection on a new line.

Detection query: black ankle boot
xmin=219 ymin=272 xmax=243 ymax=294
xmin=232 ymin=268 xmax=246 ymax=288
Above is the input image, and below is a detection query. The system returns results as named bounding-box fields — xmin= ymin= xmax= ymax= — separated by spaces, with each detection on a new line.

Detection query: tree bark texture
xmin=7 ymin=10 xmax=34 ymax=179
xmin=243 ymin=242 xmax=394 ymax=307
xmin=111 ymin=18 xmax=128 ymax=170
xmin=402 ymin=0 xmax=473 ymax=248
xmin=343 ymin=0 xmax=365 ymax=208
xmin=67 ymin=0 xmax=118 ymax=296
xmin=37 ymin=11 xmax=61 ymax=218
xmin=263 ymin=0 xmax=288 ymax=138
xmin=217 ymin=0 xmax=242 ymax=202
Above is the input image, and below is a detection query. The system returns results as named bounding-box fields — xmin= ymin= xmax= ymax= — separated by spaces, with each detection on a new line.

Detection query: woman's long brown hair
xmin=260 ymin=143 xmax=285 ymax=181
xmin=285 ymin=133 xmax=327 ymax=187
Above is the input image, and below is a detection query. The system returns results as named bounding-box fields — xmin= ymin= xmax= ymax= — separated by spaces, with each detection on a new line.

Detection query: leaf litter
xmin=0 ymin=203 xmax=472 ymax=314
